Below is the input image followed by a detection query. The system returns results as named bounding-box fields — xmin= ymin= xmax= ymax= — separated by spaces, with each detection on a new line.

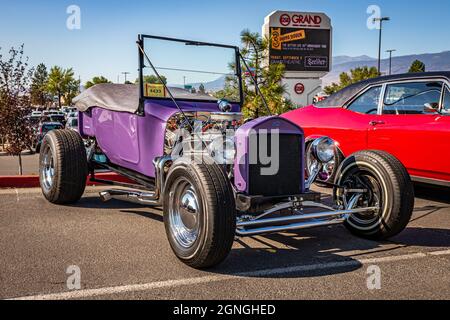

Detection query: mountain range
xmin=323 ymin=51 xmax=450 ymax=86
xmin=185 ymin=51 xmax=450 ymax=90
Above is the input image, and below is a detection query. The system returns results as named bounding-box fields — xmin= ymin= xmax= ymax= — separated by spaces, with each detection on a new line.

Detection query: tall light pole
xmin=122 ymin=72 xmax=130 ymax=84
xmin=373 ymin=16 xmax=390 ymax=75
xmin=386 ymin=49 xmax=396 ymax=75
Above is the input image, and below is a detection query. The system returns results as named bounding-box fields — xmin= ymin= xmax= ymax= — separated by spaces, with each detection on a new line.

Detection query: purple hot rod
xmin=38 ymin=35 xmax=414 ymax=268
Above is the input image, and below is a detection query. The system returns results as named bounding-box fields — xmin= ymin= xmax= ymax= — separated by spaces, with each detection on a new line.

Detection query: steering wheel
xmin=365 ymin=108 xmax=378 ymax=115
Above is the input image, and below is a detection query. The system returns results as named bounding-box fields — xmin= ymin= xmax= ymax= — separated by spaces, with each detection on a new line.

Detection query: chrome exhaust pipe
xmin=98 ymin=155 xmax=172 ymax=207
xmin=99 ymin=189 xmax=160 ymax=206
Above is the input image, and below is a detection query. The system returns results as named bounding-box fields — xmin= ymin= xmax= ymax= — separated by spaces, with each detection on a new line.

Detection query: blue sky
xmin=1 ymin=0 xmax=449 ymax=84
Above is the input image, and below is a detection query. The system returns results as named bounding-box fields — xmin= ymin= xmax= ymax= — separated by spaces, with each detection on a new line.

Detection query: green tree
xmin=85 ymin=76 xmax=111 ymax=89
xmin=408 ymin=60 xmax=426 ymax=73
xmin=198 ymin=83 xmax=206 ymax=94
xmin=216 ymin=29 xmax=293 ymax=118
xmin=135 ymin=75 xmax=167 ymax=85
xmin=65 ymin=78 xmax=81 ymax=106
xmin=324 ymin=66 xmax=379 ymax=95
xmin=0 ymin=45 xmax=34 ymax=174
xmin=47 ymin=66 xmax=76 ymax=108
xmin=30 ymin=63 xmax=49 ymax=107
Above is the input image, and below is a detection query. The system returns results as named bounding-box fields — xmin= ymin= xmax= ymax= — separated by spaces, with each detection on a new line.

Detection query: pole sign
xmin=264 ymin=11 xmax=332 ymax=74
xmin=263 ymin=11 xmax=332 ymax=107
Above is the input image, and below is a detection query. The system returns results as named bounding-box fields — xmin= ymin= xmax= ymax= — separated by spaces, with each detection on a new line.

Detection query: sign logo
xmin=305 ymin=56 xmax=328 ymax=68
xmin=271 ymin=28 xmax=306 ymax=50
xmin=294 ymin=83 xmax=305 ymax=95
xmin=279 ymin=13 xmax=323 ymax=27
xmin=280 ymin=14 xmax=291 ymax=26
xmin=271 ymin=28 xmax=282 ymax=50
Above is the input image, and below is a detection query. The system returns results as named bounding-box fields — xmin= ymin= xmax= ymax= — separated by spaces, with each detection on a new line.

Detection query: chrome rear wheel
xmin=41 ymin=145 xmax=55 ymax=192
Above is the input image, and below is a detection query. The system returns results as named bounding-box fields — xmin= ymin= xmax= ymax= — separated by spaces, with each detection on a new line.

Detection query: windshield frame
xmin=137 ymin=34 xmax=244 ymax=113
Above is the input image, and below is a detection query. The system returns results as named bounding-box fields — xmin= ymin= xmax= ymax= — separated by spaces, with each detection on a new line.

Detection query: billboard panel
xmin=269 ymin=27 xmax=331 ymax=72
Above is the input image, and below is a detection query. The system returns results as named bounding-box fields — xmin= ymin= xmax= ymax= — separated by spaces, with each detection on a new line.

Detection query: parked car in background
xmin=39 ymin=114 xmax=66 ymax=126
xmin=313 ymin=92 xmax=329 ymax=104
xmin=65 ymin=116 xmax=78 ymax=132
xmin=61 ymin=106 xmax=77 ymax=114
xmin=43 ymin=110 xmax=60 ymax=116
xmin=31 ymin=122 xmax=64 ymax=153
xmin=48 ymin=114 xmax=66 ymax=126
xmin=283 ymin=72 xmax=450 ymax=187
xmin=25 ymin=115 xmax=42 ymax=129
xmin=67 ymin=111 xmax=78 ymax=119
xmin=30 ymin=111 xmax=43 ymax=118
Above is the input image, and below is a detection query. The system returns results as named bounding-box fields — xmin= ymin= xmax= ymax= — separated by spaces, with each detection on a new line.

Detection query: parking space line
xmin=428 ymin=249 xmax=450 ymax=256
xmin=8 ymin=249 xmax=450 ymax=300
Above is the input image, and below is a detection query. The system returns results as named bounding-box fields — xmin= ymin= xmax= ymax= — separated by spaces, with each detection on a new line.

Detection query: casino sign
xmin=263 ymin=11 xmax=332 ymax=73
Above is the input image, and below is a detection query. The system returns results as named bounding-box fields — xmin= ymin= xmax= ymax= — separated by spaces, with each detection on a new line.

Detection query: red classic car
xmin=283 ymin=72 xmax=450 ymax=187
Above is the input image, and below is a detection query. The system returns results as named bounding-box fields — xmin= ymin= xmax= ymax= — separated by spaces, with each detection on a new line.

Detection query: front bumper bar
xmin=236 ymin=206 xmax=378 ymax=236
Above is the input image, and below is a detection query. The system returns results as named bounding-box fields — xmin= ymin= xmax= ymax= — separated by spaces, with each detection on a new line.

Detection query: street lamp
xmin=373 ymin=16 xmax=390 ymax=75
xmin=386 ymin=49 xmax=396 ymax=75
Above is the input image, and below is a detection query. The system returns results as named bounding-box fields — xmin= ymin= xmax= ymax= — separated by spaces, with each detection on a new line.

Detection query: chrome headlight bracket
xmin=305 ymin=137 xmax=336 ymax=189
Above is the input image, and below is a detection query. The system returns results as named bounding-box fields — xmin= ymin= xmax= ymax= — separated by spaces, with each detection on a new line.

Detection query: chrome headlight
xmin=311 ymin=137 xmax=335 ymax=163
xmin=208 ymin=136 xmax=236 ymax=165
xmin=217 ymin=99 xmax=232 ymax=112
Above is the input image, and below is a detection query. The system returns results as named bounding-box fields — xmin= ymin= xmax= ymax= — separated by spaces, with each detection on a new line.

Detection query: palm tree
xmin=47 ymin=66 xmax=75 ymax=108
xmin=217 ymin=30 xmax=292 ymax=118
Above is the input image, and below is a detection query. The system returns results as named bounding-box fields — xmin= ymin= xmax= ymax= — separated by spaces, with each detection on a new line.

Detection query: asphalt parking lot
xmin=0 ymin=182 xmax=449 ymax=300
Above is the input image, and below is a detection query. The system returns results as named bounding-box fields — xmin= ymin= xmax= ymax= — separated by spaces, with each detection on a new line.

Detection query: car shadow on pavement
xmin=66 ymin=185 xmax=448 ymax=279
xmin=414 ymin=183 xmax=450 ymax=204
xmin=206 ymin=223 xmax=450 ymax=278
xmin=68 ymin=196 xmax=145 ymax=210
xmin=388 ymin=227 xmax=450 ymax=247
xmin=120 ymin=209 xmax=164 ymax=222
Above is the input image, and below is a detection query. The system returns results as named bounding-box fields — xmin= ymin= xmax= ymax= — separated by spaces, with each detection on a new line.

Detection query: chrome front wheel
xmin=163 ymin=157 xmax=236 ymax=269
xmin=168 ymin=177 xmax=201 ymax=249
xmin=334 ymin=150 xmax=414 ymax=240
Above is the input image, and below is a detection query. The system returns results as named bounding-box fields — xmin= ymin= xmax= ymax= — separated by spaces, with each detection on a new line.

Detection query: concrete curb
xmin=0 ymin=173 xmax=133 ymax=189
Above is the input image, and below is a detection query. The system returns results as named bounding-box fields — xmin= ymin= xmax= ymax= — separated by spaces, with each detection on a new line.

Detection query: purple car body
xmin=79 ymin=98 xmax=305 ymax=196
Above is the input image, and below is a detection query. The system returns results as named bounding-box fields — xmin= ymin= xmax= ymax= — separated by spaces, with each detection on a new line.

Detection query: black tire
xmin=163 ymin=156 xmax=236 ymax=269
xmin=306 ymin=141 xmax=344 ymax=187
xmin=39 ymin=130 xmax=88 ymax=204
xmin=334 ymin=150 xmax=414 ymax=240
